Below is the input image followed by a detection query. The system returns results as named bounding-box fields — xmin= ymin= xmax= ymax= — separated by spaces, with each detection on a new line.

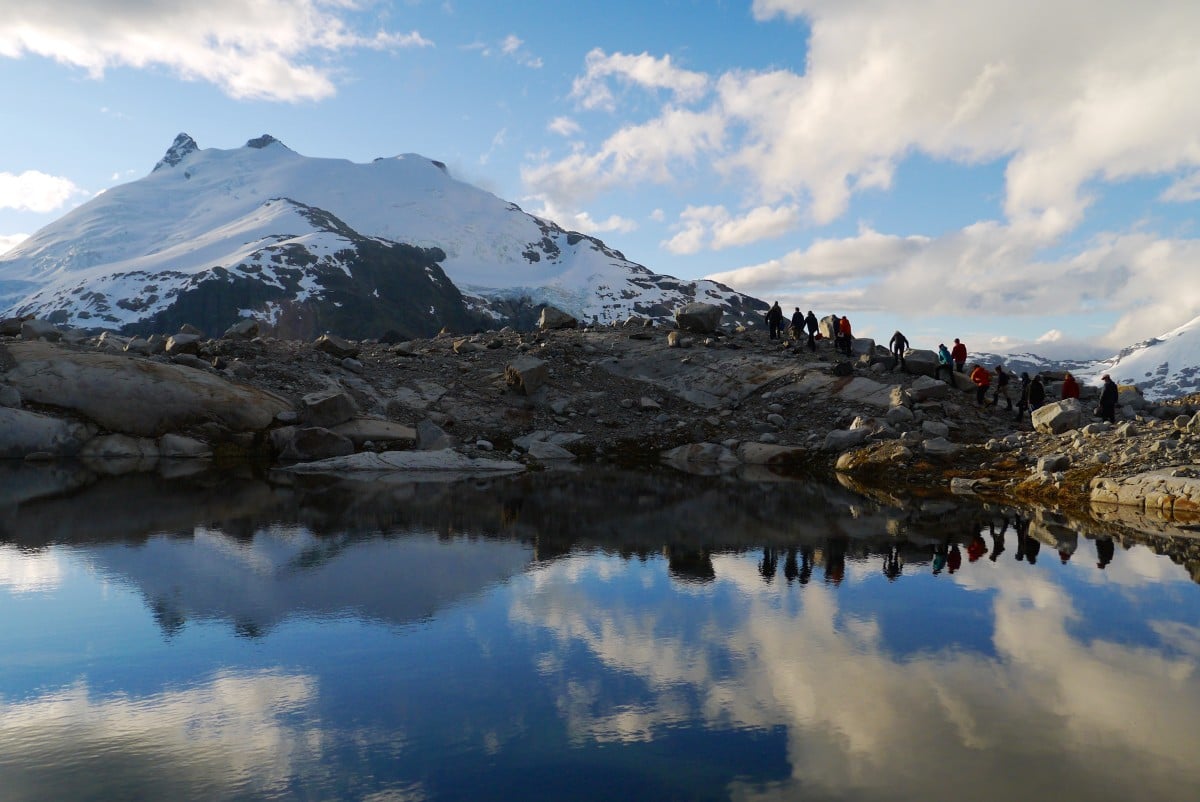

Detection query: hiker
xmin=1061 ymin=372 xmax=1080 ymax=400
xmin=1099 ymin=374 xmax=1118 ymax=423
xmin=1028 ymin=374 xmax=1046 ymax=410
xmin=888 ymin=330 xmax=909 ymax=372
xmin=1015 ymin=372 xmax=1031 ymax=421
xmin=830 ymin=314 xmax=841 ymax=351
xmin=969 ymin=363 xmax=991 ymax=406
xmin=790 ymin=307 xmax=804 ymax=341
xmin=766 ymin=301 xmax=784 ymax=340
xmin=839 ymin=314 xmax=853 ymax=355
xmin=804 ymin=310 xmax=819 ymax=352
xmin=991 ymin=364 xmax=1013 ymax=410
xmin=951 ymin=338 xmax=967 ymax=372
xmin=935 ymin=343 xmax=954 ymax=381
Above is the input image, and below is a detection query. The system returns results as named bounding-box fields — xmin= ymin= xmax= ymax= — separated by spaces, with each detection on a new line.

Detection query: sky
xmin=1 ymin=0 xmax=1199 ymax=358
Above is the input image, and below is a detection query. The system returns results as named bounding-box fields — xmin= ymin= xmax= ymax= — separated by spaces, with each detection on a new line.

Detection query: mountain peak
xmin=152 ymin=133 xmax=199 ymax=172
xmin=246 ymin=134 xmax=284 ymax=150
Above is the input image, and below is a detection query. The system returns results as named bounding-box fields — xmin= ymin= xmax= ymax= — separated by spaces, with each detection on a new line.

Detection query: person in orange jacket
xmin=838 ymin=314 xmax=853 ymax=355
xmin=969 ymin=363 xmax=991 ymax=406
xmin=1061 ymin=372 xmax=1080 ymax=400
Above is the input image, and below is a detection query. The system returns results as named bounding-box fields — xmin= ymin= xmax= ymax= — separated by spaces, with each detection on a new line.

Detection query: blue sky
xmin=2 ymin=0 xmax=1199 ymax=357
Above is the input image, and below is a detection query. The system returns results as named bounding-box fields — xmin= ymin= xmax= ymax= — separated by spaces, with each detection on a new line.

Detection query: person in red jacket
xmin=1061 ymin=372 xmax=1080 ymax=399
xmin=951 ymin=338 xmax=967 ymax=372
xmin=969 ymin=363 xmax=991 ymax=406
xmin=838 ymin=314 xmax=853 ymax=355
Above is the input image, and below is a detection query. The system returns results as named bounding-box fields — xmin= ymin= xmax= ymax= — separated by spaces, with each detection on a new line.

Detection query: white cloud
xmin=0 ymin=1 xmax=432 ymax=102
xmin=547 ymin=116 xmax=581 ymax=137
xmin=498 ymin=34 xmax=542 ymax=68
xmin=707 ymin=224 xmax=1200 ymax=350
xmin=0 ymin=170 xmax=87 ymax=213
xmin=1162 ymin=171 xmax=1200 ymax=203
xmin=528 ymin=198 xmax=637 ymax=236
xmin=663 ymin=203 xmax=803 ymax=253
xmin=570 ymin=48 xmax=709 ymax=111
xmin=0 ymin=233 xmax=29 ymax=255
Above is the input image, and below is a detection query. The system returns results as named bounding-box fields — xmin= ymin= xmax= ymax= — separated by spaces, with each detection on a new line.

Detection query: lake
xmin=1 ymin=463 xmax=1198 ymax=801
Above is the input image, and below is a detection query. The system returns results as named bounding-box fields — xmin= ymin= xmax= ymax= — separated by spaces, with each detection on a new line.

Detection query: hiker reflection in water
xmin=784 ymin=547 xmax=799 ymax=582
xmin=932 ymin=542 xmax=948 ymax=575
xmin=989 ymin=517 xmax=1008 ymax=561
xmin=883 ymin=545 xmax=903 ymax=581
xmin=967 ymin=532 xmax=987 ymax=563
xmin=799 ymin=546 xmax=815 ymax=584
xmin=1095 ymin=537 xmax=1116 ymax=569
xmin=759 ymin=547 xmax=779 ymax=582
xmin=824 ymin=538 xmax=847 ymax=585
xmin=1014 ymin=516 xmax=1039 ymax=565
xmin=947 ymin=543 xmax=963 ymax=574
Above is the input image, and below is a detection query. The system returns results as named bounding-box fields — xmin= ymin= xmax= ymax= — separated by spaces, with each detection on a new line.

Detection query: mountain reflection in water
xmin=0 ymin=463 xmax=1198 ymax=802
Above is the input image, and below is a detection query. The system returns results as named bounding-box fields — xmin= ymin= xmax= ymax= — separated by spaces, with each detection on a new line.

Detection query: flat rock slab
xmin=2 ymin=341 xmax=291 ymax=437
xmin=1090 ymin=467 xmax=1200 ymax=517
xmin=281 ymin=448 xmax=526 ymax=481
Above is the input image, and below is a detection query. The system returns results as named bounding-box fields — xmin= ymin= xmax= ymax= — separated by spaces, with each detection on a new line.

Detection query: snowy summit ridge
xmin=0 ymin=134 xmax=764 ymax=340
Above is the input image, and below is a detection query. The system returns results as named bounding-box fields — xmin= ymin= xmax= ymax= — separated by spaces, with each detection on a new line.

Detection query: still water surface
xmin=1 ymin=464 xmax=1198 ymax=801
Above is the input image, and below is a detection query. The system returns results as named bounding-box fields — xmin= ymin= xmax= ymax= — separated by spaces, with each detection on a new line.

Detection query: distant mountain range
xmin=0 ymin=133 xmax=764 ymax=340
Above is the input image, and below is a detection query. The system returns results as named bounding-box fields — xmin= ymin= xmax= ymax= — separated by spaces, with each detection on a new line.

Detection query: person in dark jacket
xmin=990 ymin=363 xmax=1013 ymax=410
xmin=1015 ymin=372 xmax=1032 ymax=421
xmin=790 ymin=307 xmax=804 ymax=340
xmin=804 ymin=310 xmax=819 ymax=352
xmin=766 ymin=301 xmax=784 ymax=340
xmin=1099 ymin=374 xmax=1118 ymax=423
xmin=888 ymin=330 xmax=910 ymax=372
xmin=1028 ymin=374 xmax=1046 ymax=410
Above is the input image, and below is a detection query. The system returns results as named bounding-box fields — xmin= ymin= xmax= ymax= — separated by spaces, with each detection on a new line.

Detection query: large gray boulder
xmin=1032 ymin=398 xmax=1084 ymax=434
xmin=223 ymin=318 xmax=260 ymax=340
xmin=330 ymin=418 xmax=417 ymax=446
xmin=275 ymin=426 xmax=355 ymax=461
xmin=909 ymin=375 xmax=950 ymax=401
xmin=0 ymin=407 xmax=94 ymax=458
xmin=20 ymin=319 xmax=62 ymax=342
xmin=674 ymin=303 xmax=722 ymax=334
xmin=301 ymin=389 xmax=357 ymax=428
xmin=2 ymin=341 xmax=291 ymax=437
xmin=505 ymin=356 xmax=548 ymax=396
xmin=537 ymin=306 xmax=579 ymax=330
xmin=314 ymin=333 xmax=360 ymax=359
xmin=903 ymin=349 xmax=940 ymax=378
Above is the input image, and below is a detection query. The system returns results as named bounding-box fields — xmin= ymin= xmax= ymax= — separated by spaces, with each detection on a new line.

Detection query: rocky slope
xmin=3 ymin=311 xmax=1200 ymax=540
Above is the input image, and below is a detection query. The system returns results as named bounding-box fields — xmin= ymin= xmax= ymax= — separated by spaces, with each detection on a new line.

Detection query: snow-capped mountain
xmin=0 ymin=134 xmax=765 ymax=339
xmin=1073 ymin=314 xmax=1200 ymax=400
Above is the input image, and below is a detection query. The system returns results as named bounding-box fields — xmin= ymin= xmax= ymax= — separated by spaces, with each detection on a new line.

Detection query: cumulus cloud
xmin=706 ymin=224 xmax=1200 ymax=349
xmin=529 ymin=198 xmax=637 ymax=235
xmin=570 ymin=48 xmax=709 ymax=111
xmin=0 ymin=170 xmax=87 ymax=213
xmin=663 ymin=203 xmax=802 ymax=254
xmin=547 ymin=116 xmax=581 ymax=137
xmin=499 ymin=34 xmax=542 ymax=69
xmin=526 ymin=1 xmax=1200 ymax=342
xmin=0 ymin=0 xmax=432 ymax=102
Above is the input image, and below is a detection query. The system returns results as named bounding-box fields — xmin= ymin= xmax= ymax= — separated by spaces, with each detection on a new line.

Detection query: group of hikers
xmin=764 ymin=301 xmax=1122 ymax=424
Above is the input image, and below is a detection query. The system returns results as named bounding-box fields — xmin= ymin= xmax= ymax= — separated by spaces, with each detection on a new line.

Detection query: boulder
xmin=2 ymin=340 xmax=291 ymax=437
xmin=505 ymin=356 xmax=548 ymax=396
xmin=512 ymin=431 xmax=586 ymax=450
xmin=526 ymin=441 xmax=576 ymax=461
xmin=674 ymin=303 xmax=722 ymax=334
xmin=1037 ymin=454 xmax=1071 ymax=472
xmin=314 ymin=333 xmax=360 ymax=359
xmin=823 ymin=428 xmax=870 ymax=451
xmin=909 ymin=375 xmax=950 ymax=401
xmin=885 ymin=405 xmax=914 ymax=425
xmin=0 ymin=383 xmax=20 ymax=408
xmin=834 ymin=377 xmax=894 ymax=408
xmin=277 ymin=426 xmax=355 ymax=462
xmin=922 ymin=437 xmax=959 ymax=455
xmin=158 ymin=434 xmax=212 ymax=459
xmin=301 ymin=389 xmax=357 ymax=428
xmin=330 ymin=418 xmax=417 ymax=446
xmin=164 ymin=333 xmax=202 ymax=355
xmin=416 ymin=419 xmax=457 ymax=451
xmin=0 ymin=315 xmax=33 ymax=336
xmin=1032 ymin=398 xmax=1084 ymax=434
xmin=921 ymin=420 xmax=950 ymax=438
xmin=223 ymin=318 xmax=260 ymax=340
xmin=537 ymin=306 xmax=579 ymax=330
xmin=20 ymin=319 xmax=62 ymax=342
xmin=0 ymin=407 xmax=94 ymax=458
xmin=903 ymin=349 xmax=940 ymax=378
